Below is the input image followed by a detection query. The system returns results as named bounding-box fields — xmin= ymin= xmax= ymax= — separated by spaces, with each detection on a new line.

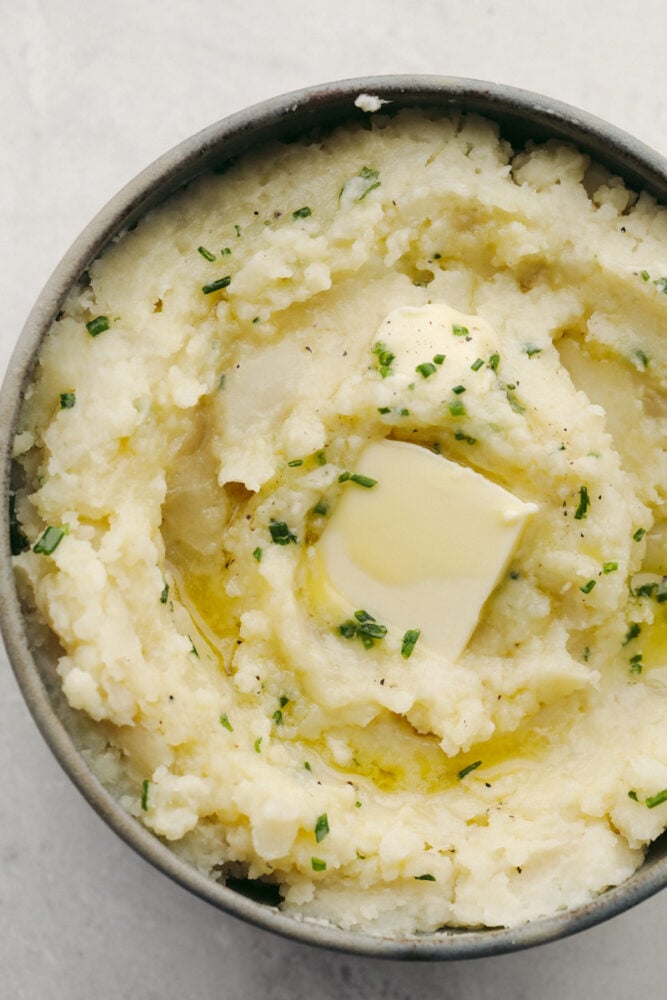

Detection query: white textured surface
xmin=2 ymin=2 xmax=667 ymax=996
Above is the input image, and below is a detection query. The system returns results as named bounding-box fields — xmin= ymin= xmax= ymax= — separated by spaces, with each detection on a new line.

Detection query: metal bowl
xmin=2 ymin=75 xmax=666 ymax=960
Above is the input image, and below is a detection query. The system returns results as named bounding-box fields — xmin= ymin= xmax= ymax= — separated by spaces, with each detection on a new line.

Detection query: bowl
xmin=2 ymin=75 xmax=667 ymax=960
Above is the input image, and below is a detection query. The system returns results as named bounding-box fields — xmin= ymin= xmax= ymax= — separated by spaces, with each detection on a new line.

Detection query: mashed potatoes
xmin=11 ymin=107 xmax=667 ymax=934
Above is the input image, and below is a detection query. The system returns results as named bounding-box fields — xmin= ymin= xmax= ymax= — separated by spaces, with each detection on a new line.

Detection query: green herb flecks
xmin=218 ymin=374 xmax=226 ymax=389
xmin=628 ymin=789 xmax=639 ymax=801
xmin=9 ymin=494 xmax=29 ymax=556
xmin=220 ymin=713 xmax=233 ymax=732
xmin=59 ymin=391 xmax=76 ymax=409
xmin=315 ymin=450 xmax=327 ymax=466
xmin=602 ymin=562 xmax=618 ymax=574
xmin=252 ymin=547 xmax=262 ymax=562
xmin=202 ymin=276 xmax=231 ymax=295
xmin=234 ymin=224 xmax=242 ymax=238
xmin=315 ymin=814 xmax=330 ymax=843
xmin=523 ymin=344 xmax=542 ymax=357
xmin=160 ymin=582 xmax=169 ymax=604
xmin=646 ymin=788 xmax=667 ymax=808
xmin=574 ymin=486 xmax=590 ymax=520
xmin=269 ymin=520 xmax=297 ymax=545
xmin=634 ymin=528 xmax=646 ymax=542
xmin=457 ymin=760 xmax=482 ymax=780
xmin=86 ymin=315 xmax=110 ymax=337
xmin=287 ymin=459 xmax=303 ymax=467
xmin=433 ymin=354 xmax=445 ymax=365
xmin=141 ymin=779 xmax=150 ymax=811
xmin=272 ymin=709 xmax=283 ymax=725
xmin=452 ymin=324 xmax=469 ymax=337
xmin=372 ymin=341 xmax=395 ymax=378
xmin=452 ymin=384 xmax=466 ymax=395
xmin=416 ymin=362 xmax=437 ymax=378
xmin=623 ymin=623 xmax=641 ymax=645
xmin=504 ymin=385 xmax=525 ymax=414
xmin=338 ymin=472 xmax=377 ymax=488
xmin=312 ymin=500 xmax=329 ymax=516
xmin=189 ymin=638 xmax=199 ymax=658
xmin=292 ymin=206 xmax=312 ymax=219
xmin=414 ymin=873 xmax=436 ymax=881
xmin=220 ymin=247 xmax=232 ymax=256
xmin=471 ymin=357 xmax=484 ymax=371
xmin=339 ymin=609 xmax=388 ymax=649
xmin=197 ymin=245 xmax=216 ymax=261
xmin=254 ymin=737 xmax=262 ymax=753
xmin=580 ymin=580 xmax=596 ymax=594
xmin=631 ymin=348 xmax=649 ymax=372
xmin=33 ymin=524 xmax=68 ymax=556
xmin=454 ymin=431 xmax=477 ymax=445
xmin=629 ymin=653 xmax=643 ymax=674
xmin=401 ymin=629 xmax=421 ymax=659
xmin=311 ymin=857 xmax=327 ymax=871
xmin=654 ymin=277 xmax=667 ymax=294
xmin=488 ymin=353 xmax=500 ymax=372
xmin=448 ymin=399 xmax=466 ymax=417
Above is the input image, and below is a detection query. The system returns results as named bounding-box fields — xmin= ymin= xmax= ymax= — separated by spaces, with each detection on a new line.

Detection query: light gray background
xmin=2 ymin=2 xmax=666 ymax=997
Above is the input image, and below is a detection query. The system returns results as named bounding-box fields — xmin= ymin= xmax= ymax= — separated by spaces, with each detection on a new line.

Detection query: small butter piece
xmin=312 ymin=439 xmax=537 ymax=661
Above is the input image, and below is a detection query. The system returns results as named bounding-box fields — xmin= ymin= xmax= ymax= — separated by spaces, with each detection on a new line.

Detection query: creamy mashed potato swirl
xmin=12 ymin=109 xmax=667 ymax=934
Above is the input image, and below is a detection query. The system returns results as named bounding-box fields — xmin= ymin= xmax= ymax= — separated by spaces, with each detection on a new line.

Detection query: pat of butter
xmin=312 ymin=439 xmax=537 ymax=661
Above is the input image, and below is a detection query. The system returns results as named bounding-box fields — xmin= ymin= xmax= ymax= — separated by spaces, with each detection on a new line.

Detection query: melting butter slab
xmin=314 ymin=439 xmax=537 ymax=661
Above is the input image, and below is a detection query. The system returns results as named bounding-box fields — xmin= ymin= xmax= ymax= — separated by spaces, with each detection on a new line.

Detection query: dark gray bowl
xmin=2 ymin=76 xmax=666 ymax=960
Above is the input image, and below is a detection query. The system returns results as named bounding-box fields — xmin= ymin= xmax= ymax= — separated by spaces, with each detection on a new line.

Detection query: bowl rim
xmin=2 ymin=74 xmax=667 ymax=960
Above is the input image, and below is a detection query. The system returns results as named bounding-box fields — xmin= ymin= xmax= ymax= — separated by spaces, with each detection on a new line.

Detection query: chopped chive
xmin=254 ymin=737 xmax=262 ymax=753
xmin=160 ymin=582 xmax=169 ymax=604
xmin=471 ymin=357 xmax=484 ymax=371
xmin=378 ymin=406 xmax=391 ymax=414
xmin=312 ymin=500 xmax=329 ymax=516
xmin=448 ymin=399 xmax=466 ymax=417
xmin=292 ymin=206 xmax=312 ymax=219
xmin=252 ymin=547 xmax=262 ymax=562
xmin=602 ymin=562 xmax=618 ymax=574
xmin=632 ymin=348 xmax=649 ymax=371
xmin=633 ymin=528 xmax=646 ymax=542
xmin=252 ymin=316 xmax=260 ymax=324
xmin=220 ymin=713 xmax=233 ymax=732
xmin=357 ymin=166 xmax=381 ymax=200
xmin=202 ymin=276 xmax=231 ymax=295
xmin=272 ymin=710 xmax=283 ymax=725
xmin=220 ymin=247 xmax=232 ymax=255
xmin=234 ymin=224 xmax=242 ymax=237
xmin=372 ymin=341 xmax=395 ymax=378
xmin=304 ymin=761 xmax=312 ymax=771
xmin=414 ymin=873 xmax=436 ymax=881
xmin=433 ymin=354 xmax=445 ymax=365
xmin=141 ymin=779 xmax=150 ymax=811
xmin=338 ymin=471 xmax=350 ymax=483
xmin=401 ymin=629 xmax=421 ymax=659
xmin=505 ymin=387 xmax=525 ymax=413
xmin=59 ymin=391 xmax=76 ymax=409
xmin=628 ymin=789 xmax=639 ymax=801
xmin=454 ymin=431 xmax=477 ymax=445
xmin=524 ymin=344 xmax=542 ymax=357
xmin=452 ymin=324 xmax=469 ymax=337
xmin=399 ymin=407 xmax=410 ymax=417
xmin=654 ymin=277 xmax=667 ymax=294
xmin=218 ymin=373 xmax=226 ymax=389
xmin=457 ymin=760 xmax=482 ymax=780
xmin=315 ymin=450 xmax=327 ymax=466
xmin=311 ymin=857 xmax=327 ymax=871
xmin=197 ymin=246 xmax=216 ymax=261
xmin=646 ymin=789 xmax=667 ymax=808
xmin=315 ymin=813 xmax=330 ymax=842
xmin=487 ymin=353 xmax=500 ymax=372
xmin=580 ymin=580 xmax=596 ymax=594
xmin=33 ymin=524 xmax=68 ymax=555
xmin=634 ymin=582 xmax=657 ymax=598
xmin=269 ymin=520 xmax=297 ymax=545
xmin=452 ymin=384 xmax=466 ymax=395
xmin=287 ymin=459 xmax=303 ymax=467
xmin=189 ymin=638 xmax=199 ymax=657
xmin=279 ymin=695 xmax=289 ymax=708
xmin=639 ymin=270 xmax=650 ymax=282
xmin=416 ymin=362 xmax=437 ymax=378
xmin=574 ymin=486 xmax=590 ymax=520
xmin=629 ymin=653 xmax=643 ymax=674
xmin=355 ymin=800 xmax=362 ymax=808
xmin=623 ymin=623 xmax=641 ymax=644
xmin=349 ymin=473 xmax=377 ymax=488
xmin=86 ymin=315 xmax=110 ymax=337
